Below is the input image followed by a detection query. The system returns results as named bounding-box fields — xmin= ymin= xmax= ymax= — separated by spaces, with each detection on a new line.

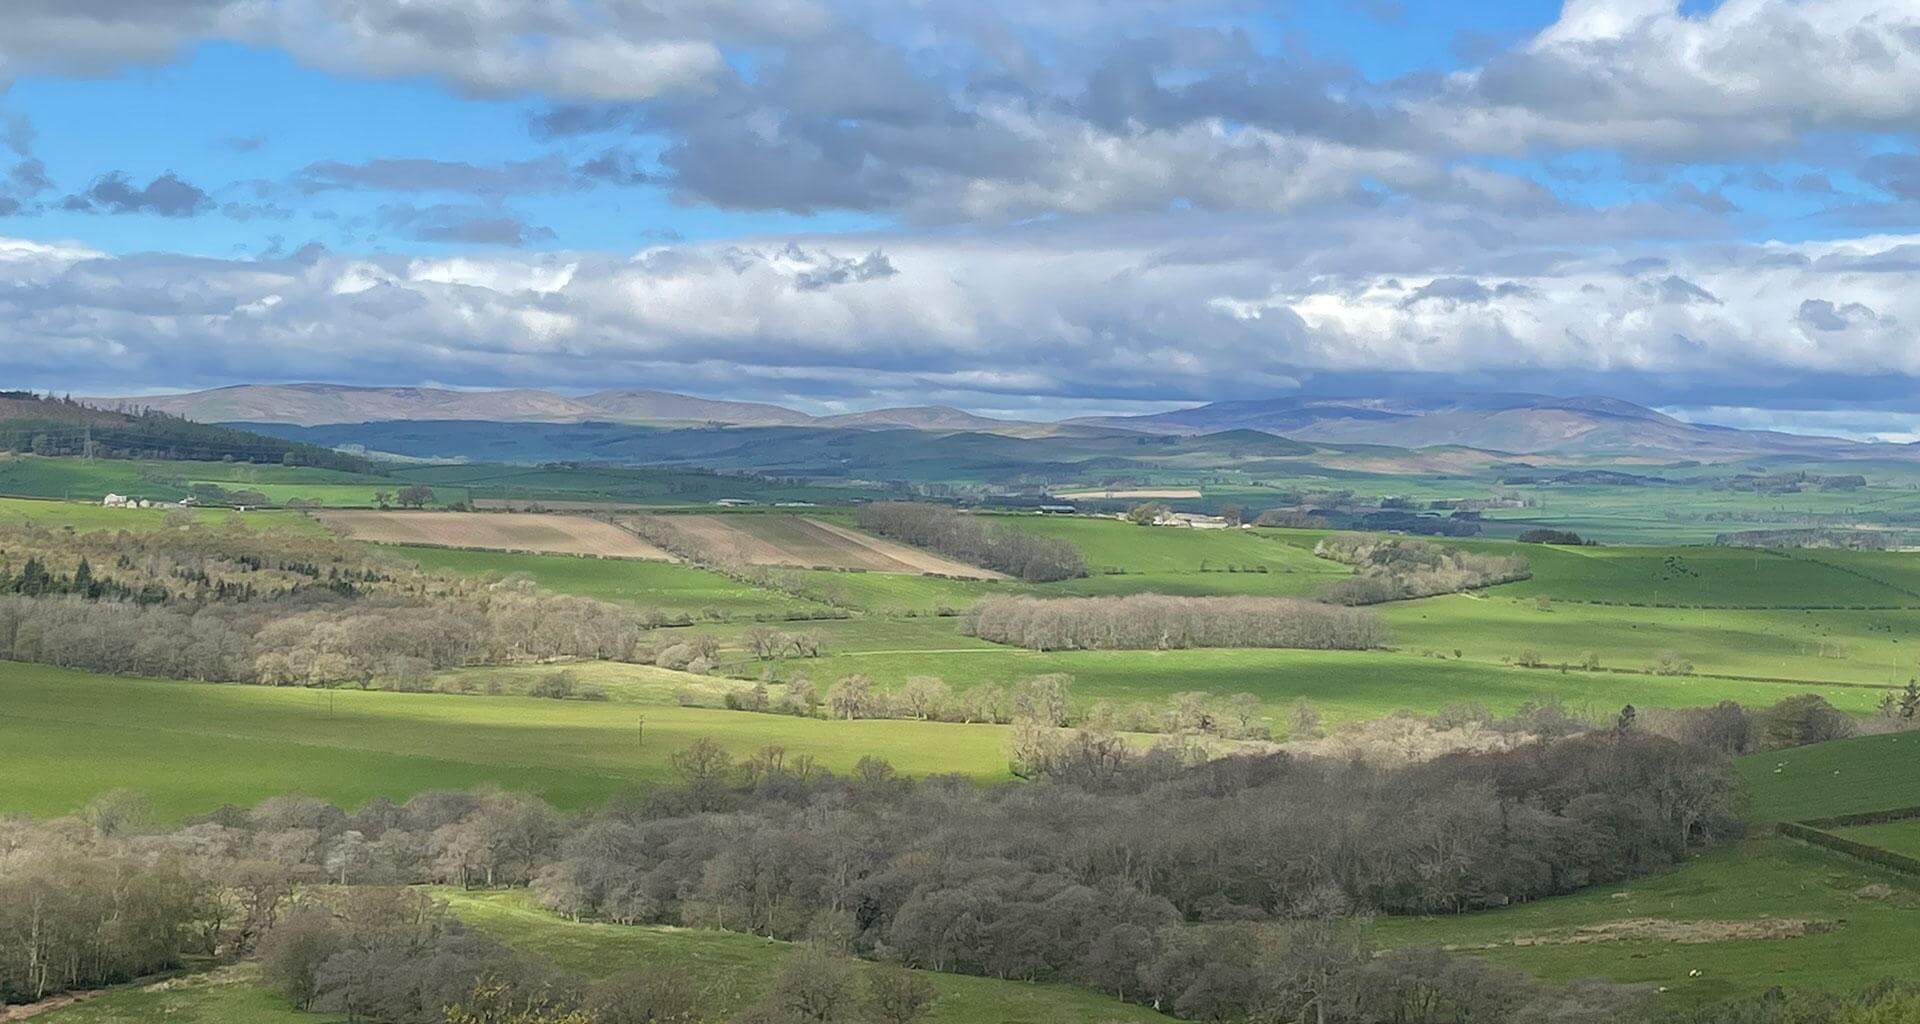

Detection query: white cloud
xmin=1432 ymin=0 xmax=1920 ymax=155
xmin=8 ymin=221 xmax=1920 ymax=409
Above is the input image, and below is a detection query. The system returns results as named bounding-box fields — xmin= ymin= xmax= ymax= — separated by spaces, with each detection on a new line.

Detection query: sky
xmin=2 ymin=1 xmax=1920 ymax=435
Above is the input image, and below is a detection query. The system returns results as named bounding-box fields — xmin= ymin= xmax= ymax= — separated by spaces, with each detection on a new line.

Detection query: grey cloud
xmin=1665 ymin=183 xmax=1737 ymax=215
xmin=377 ymin=204 xmax=557 ymax=246
xmin=1400 ymin=277 xmax=1532 ymax=308
xmin=8 ymin=159 xmax=52 ymax=196
xmin=294 ymin=157 xmax=571 ymax=196
xmin=61 ymin=172 xmax=214 ymax=217
xmin=1862 ymin=153 xmax=1920 ymax=199
xmin=1798 ymin=298 xmax=1883 ymax=332
xmin=573 ymin=149 xmax=654 ymax=187
xmin=1656 ymin=276 xmax=1720 ymax=305
xmin=791 ymin=247 xmax=898 ymax=290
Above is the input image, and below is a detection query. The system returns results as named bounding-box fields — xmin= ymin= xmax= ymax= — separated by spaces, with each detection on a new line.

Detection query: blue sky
xmin=2 ymin=1 xmax=1919 ymax=432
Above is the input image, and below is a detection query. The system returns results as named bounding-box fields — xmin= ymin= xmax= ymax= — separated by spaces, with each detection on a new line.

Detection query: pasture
xmin=1381 ymin=596 xmax=1920 ymax=687
xmin=37 ymin=892 xmax=1167 ymax=1024
xmin=1735 ymin=731 xmax=1920 ymax=822
xmin=0 ymin=496 xmax=320 ymax=532
xmin=0 ymin=454 xmax=394 ymax=504
xmin=1830 ymin=818 xmax=1920 ymax=858
xmin=750 ymin=642 xmax=1889 ymax=726
xmin=0 ymin=662 xmax=1023 ymax=820
xmin=392 ymin=544 xmax=821 ymax=618
xmin=318 ymin=509 xmax=674 ymax=559
xmin=1373 ymin=734 xmax=1920 ymax=1007
xmin=1372 ymin=838 xmax=1920 ymax=1007
xmin=986 ymin=515 xmax=1341 ymax=575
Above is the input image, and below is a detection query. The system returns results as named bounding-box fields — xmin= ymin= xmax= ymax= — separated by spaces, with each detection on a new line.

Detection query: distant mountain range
xmin=1069 ymin=394 xmax=1880 ymax=458
xmin=87 ymin=384 xmax=1895 ymax=459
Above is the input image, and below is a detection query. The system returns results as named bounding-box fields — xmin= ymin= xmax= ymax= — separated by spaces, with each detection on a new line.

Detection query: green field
xmin=1736 ymin=731 xmax=1920 ymax=822
xmin=1476 ymin=543 xmax=1920 ymax=608
xmin=756 ymin=642 xmax=1888 ymax=727
xmin=0 ymin=454 xmax=396 ymax=503
xmin=1831 ymin=818 xmax=1920 ymax=858
xmin=1382 ymin=595 xmax=1920 ymax=686
xmin=445 ymin=889 xmax=1167 ymax=1024
xmin=40 ymin=890 xmax=1167 ymax=1024
xmin=1369 ymin=735 xmax=1920 ymax=1007
xmin=1372 ymin=837 xmax=1920 ymax=1008
xmin=986 ymin=515 xmax=1340 ymax=575
xmin=393 ymin=544 xmax=822 ymax=618
xmin=0 ymin=662 xmax=1023 ymax=820
xmin=0 ymin=496 xmax=321 ymax=532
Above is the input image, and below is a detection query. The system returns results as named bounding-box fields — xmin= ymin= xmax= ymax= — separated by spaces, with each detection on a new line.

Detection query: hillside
xmin=85 ymin=383 xmax=1041 ymax=433
xmin=0 ymin=392 xmax=376 ymax=473
xmin=1073 ymin=393 xmax=1876 ymax=458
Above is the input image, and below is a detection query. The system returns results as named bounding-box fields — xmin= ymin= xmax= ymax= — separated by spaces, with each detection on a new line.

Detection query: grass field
xmin=1475 ymin=543 xmax=1920 ymax=608
xmin=37 ymin=891 xmax=1168 ymax=1024
xmin=393 ymin=545 xmax=821 ymax=618
xmin=0 ymin=496 xmax=321 ymax=532
xmin=0 ymin=454 xmax=395 ymax=503
xmin=0 ymin=662 xmax=1024 ymax=820
xmin=319 ymin=510 xmax=672 ymax=559
xmin=1735 ymin=731 xmax=1920 ymax=822
xmin=446 ymin=889 xmax=1168 ymax=1024
xmin=1831 ymin=818 xmax=1920 ymax=858
xmin=758 ymin=642 xmax=1889 ymax=727
xmin=1382 ymin=595 xmax=1920 ymax=686
xmin=1372 ymin=837 xmax=1920 ymax=1008
xmin=986 ymin=515 xmax=1342 ymax=575
xmin=1368 ymin=734 xmax=1920 ymax=1007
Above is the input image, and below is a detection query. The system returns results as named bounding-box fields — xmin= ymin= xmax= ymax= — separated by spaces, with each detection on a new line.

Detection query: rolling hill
xmin=88 ymin=384 xmax=1910 ymax=461
xmin=1071 ymin=393 xmax=1876 ymax=458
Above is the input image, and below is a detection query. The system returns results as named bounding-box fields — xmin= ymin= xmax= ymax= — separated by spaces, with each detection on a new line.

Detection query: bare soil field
xmin=317 ymin=510 xmax=674 ymax=560
xmin=663 ymin=514 xmax=1004 ymax=578
xmin=1056 ymin=487 xmax=1203 ymax=499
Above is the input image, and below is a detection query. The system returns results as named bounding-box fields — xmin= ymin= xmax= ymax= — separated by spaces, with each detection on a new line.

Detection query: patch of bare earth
xmin=646 ymin=514 xmax=1005 ymax=578
xmin=802 ymin=518 xmax=1007 ymax=578
xmin=1447 ymin=918 xmax=1830 ymax=951
xmin=318 ymin=510 xmax=674 ymax=560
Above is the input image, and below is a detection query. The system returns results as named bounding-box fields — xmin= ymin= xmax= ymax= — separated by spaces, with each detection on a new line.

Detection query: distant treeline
xmin=1715 ymin=528 xmax=1904 ymax=550
xmin=0 ymin=393 xmax=376 ymax=473
xmin=963 ymin=594 xmax=1386 ymax=651
xmin=1313 ymin=534 xmax=1530 ymax=604
xmin=854 ymin=502 xmax=1086 ymax=581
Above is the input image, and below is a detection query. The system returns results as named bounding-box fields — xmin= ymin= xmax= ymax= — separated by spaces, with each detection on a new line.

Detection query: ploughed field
xmin=316 ymin=509 xmax=675 ymax=559
xmin=653 ymin=512 xmax=1006 ymax=577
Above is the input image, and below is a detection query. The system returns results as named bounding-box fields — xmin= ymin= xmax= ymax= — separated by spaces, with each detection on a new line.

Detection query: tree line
xmin=2 ymin=719 xmax=1744 ymax=1022
xmin=0 ymin=519 xmax=671 ymax=686
xmin=0 ymin=392 xmax=375 ymax=473
xmin=853 ymin=503 xmax=1086 ymax=582
xmin=1313 ymin=534 xmax=1531 ymax=605
xmin=962 ymin=593 xmax=1388 ymax=651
